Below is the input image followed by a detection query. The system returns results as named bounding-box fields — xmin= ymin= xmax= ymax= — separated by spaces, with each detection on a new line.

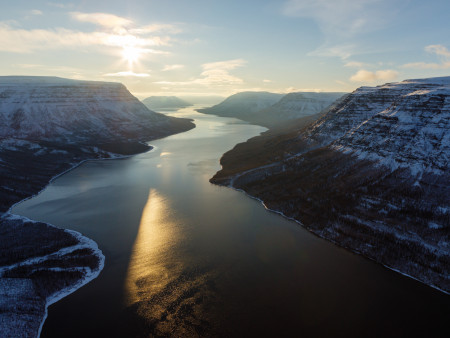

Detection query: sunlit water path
xmin=13 ymin=108 xmax=449 ymax=337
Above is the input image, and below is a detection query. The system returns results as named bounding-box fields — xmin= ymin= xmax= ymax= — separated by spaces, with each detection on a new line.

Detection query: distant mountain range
xmin=0 ymin=76 xmax=195 ymax=336
xmin=197 ymin=91 xmax=346 ymax=128
xmin=142 ymin=96 xmax=192 ymax=111
xmin=196 ymin=91 xmax=283 ymax=124
xmin=212 ymin=77 xmax=450 ymax=293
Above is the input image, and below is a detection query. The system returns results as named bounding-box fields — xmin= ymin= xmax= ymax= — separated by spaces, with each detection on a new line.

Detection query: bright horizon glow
xmin=0 ymin=1 xmax=449 ymax=99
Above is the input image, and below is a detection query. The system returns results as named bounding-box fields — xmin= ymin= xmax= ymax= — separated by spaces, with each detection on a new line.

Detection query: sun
xmin=122 ymin=46 xmax=141 ymax=67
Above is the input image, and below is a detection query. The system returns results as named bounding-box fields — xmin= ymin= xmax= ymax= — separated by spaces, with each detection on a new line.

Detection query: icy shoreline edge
xmin=226 ymin=182 xmax=450 ymax=296
xmin=5 ymin=145 xmax=156 ymax=337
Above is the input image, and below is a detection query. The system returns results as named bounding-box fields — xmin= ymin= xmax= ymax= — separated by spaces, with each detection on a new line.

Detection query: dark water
xmin=13 ymin=108 xmax=449 ymax=337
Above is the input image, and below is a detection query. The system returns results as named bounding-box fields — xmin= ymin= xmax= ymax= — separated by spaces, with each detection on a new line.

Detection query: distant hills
xmin=197 ymin=91 xmax=346 ymax=128
xmin=212 ymin=76 xmax=450 ymax=293
xmin=142 ymin=96 xmax=192 ymax=111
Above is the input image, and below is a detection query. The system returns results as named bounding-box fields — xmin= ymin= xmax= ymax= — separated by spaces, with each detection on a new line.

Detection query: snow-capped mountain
xmin=0 ymin=76 xmax=192 ymax=144
xmin=212 ymin=76 xmax=450 ymax=293
xmin=196 ymin=91 xmax=283 ymax=120
xmin=249 ymin=92 xmax=346 ymax=127
xmin=142 ymin=96 xmax=192 ymax=111
xmin=197 ymin=90 xmax=345 ymax=128
xmin=306 ymin=77 xmax=450 ymax=175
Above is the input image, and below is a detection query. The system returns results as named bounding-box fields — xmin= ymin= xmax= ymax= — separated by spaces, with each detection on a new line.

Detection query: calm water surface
xmin=13 ymin=108 xmax=449 ymax=337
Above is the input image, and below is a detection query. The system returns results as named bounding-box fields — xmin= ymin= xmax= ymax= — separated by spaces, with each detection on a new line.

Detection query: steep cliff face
xmin=0 ymin=76 xmax=193 ymax=144
xmin=304 ymin=78 xmax=449 ymax=175
xmin=212 ymin=77 xmax=450 ymax=293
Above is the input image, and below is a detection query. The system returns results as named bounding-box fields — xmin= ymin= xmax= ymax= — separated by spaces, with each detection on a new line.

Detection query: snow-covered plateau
xmin=0 ymin=76 xmax=195 ymax=337
xmin=212 ymin=76 xmax=450 ymax=293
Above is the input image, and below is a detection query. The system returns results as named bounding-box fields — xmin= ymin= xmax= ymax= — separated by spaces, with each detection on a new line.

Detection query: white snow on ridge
xmin=305 ymin=76 xmax=450 ymax=176
xmin=0 ymin=76 xmax=171 ymax=143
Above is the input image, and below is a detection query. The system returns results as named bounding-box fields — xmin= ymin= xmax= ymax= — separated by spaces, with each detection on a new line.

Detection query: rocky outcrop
xmin=212 ymin=77 xmax=450 ymax=293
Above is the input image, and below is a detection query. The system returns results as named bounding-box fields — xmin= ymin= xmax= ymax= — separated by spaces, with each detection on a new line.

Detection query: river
xmin=12 ymin=108 xmax=449 ymax=337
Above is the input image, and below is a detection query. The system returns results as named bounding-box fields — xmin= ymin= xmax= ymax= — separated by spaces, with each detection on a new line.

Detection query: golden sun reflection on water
xmin=123 ymin=189 xmax=221 ymax=336
xmin=124 ymin=189 xmax=180 ymax=306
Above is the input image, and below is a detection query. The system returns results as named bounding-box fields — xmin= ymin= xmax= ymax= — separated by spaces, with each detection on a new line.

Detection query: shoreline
xmin=223 ymin=181 xmax=450 ymax=296
xmin=36 ymin=227 xmax=105 ymax=337
xmin=3 ymin=143 xmax=161 ymax=337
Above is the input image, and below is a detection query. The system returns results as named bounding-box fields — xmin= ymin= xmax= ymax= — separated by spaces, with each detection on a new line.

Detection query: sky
xmin=0 ymin=0 xmax=449 ymax=99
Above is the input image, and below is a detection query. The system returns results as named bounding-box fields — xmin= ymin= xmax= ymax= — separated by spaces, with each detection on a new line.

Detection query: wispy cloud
xmin=70 ymin=12 xmax=132 ymax=32
xmin=196 ymin=59 xmax=246 ymax=85
xmin=402 ymin=44 xmax=450 ymax=69
xmin=47 ymin=2 xmax=74 ymax=9
xmin=156 ymin=59 xmax=246 ymax=87
xmin=30 ymin=9 xmax=43 ymax=16
xmin=0 ymin=12 xmax=178 ymax=55
xmin=282 ymin=0 xmax=394 ymax=37
xmin=344 ymin=61 xmax=367 ymax=68
xmin=104 ymin=71 xmax=150 ymax=77
xmin=350 ymin=69 xmax=398 ymax=82
xmin=162 ymin=64 xmax=184 ymax=71
xmin=283 ymin=0 xmax=400 ymax=60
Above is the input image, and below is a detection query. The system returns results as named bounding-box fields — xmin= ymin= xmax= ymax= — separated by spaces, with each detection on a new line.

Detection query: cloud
xmin=104 ymin=71 xmax=150 ymax=77
xmin=282 ymin=0 xmax=400 ymax=60
xmin=350 ymin=69 xmax=398 ymax=82
xmin=47 ymin=2 xmax=74 ymax=9
xmin=402 ymin=44 xmax=450 ymax=69
xmin=71 ymin=12 xmax=132 ymax=31
xmin=30 ymin=10 xmax=43 ymax=16
xmin=0 ymin=12 xmax=177 ymax=54
xmin=282 ymin=0 xmax=395 ymax=37
xmin=156 ymin=59 xmax=247 ymax=87
xmin=263 ymin=79 xmax=271 ymax=83
xmin=285 ymin=87 xmax=323 ymax=93
xmin=162 ymin=64 xmax=184 ymax=71
xmin=198 ymin=59 xmax=246 ymax=85
xmin=344 ymin=61 xmax=367 ymax=68
xmin=426 ymin=44 xmax=450 ymax=58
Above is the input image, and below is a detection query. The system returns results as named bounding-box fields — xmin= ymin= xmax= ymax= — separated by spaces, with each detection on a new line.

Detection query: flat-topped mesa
xmin=196 ymin=91 xmax=284 ymax=118
xmin=0 ymin=76 xmax=194 ymax=145
xmin=303 ymin=76 xmax=450 ymax=174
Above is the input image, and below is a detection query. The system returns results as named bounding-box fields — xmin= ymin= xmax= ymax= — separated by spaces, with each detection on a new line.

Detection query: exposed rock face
xmin=142 ymin=96 xmax=192 ymax=111
xmin=212 ymin=77 xmax=450 ymax=293
xmin=0 ymin=76 xmax=195 ymax=336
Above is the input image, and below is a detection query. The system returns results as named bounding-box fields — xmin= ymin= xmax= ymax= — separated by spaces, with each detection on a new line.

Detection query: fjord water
xmin=13 ymin=108 xmax=449 ymax=337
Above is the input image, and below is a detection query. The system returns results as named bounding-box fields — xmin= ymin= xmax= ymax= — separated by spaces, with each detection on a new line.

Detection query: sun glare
xmin=122 ymin=46 xmax=141 ymax=66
